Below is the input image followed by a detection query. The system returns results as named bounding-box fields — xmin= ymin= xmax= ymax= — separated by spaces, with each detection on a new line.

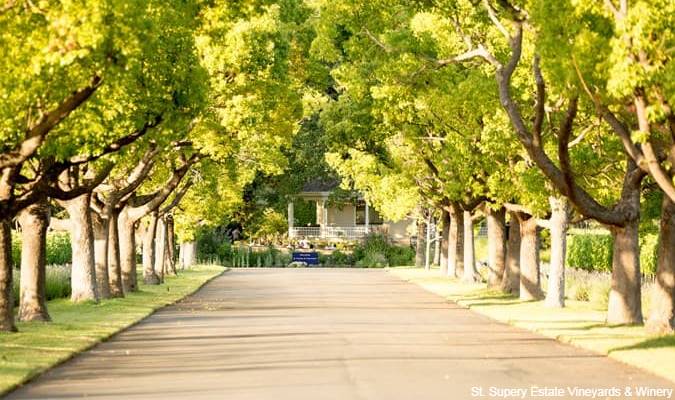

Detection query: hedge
xmin=11 ymin=231 xmax=72 ymax=267
xmin=566 ymin=232 xmax=659 ymax=275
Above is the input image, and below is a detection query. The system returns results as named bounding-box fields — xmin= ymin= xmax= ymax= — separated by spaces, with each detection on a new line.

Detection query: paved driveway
xmin=6 ymin=269 xmax=673 ymax=399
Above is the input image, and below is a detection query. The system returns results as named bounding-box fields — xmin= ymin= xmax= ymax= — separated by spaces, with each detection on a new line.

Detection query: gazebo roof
xmin=297 ymin=178 xmax=365 ymax=202
xmin=301 ymin=178 xmax=340 ymax=193
xmin=297 ymin=178 xmax=346 ymax=201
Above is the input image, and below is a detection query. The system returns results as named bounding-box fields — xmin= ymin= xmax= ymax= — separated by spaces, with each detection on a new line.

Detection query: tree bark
xmin=118 ymin=209 xmax=137 ymax=293
xmin=0 ymin=219 xmax=16 ymax=332
xmin=107 ymin=209 xmax=124 ymax=297
xmin=415 ymin=215 xmax=425 ymax=268
xmin=433 ymin=222 xmax=441 ymax=266
xmin=501 ymin=212 xmax=521 ymax=294
xmin=154 ymin=215 xmax=166 ymax=283
xmin=17 ymin=201 xmax=50 ymax=321
xmin=165 ymin=215 xmax=177 ymax=275
xmin=440 ymin=209 xmax=450 ymax=275
xmin=180 ymin=241 xmax=197 ymax=269
xmin=487 ymin=207 xmax=506 ymax=288
xmin=607 ymin=218 xmax=643 ymax=324
xmin=64 ymin=193 xmax=99 ymax=302
xmin=142 ymin=213 xmax=160 ymax=285
xmin=519 ymin=214 xmax=543 ymax=301
xmin=646 ymin=195 xmax=675 ymax=333
xmin=448 ymin=203 xmax=464 ymax=278
xmin=91 ymin=211 xmax=111 ymax=299
xmin=462 ymin=211 xmax=478 ymax=282
xmin=545 ymin=197 xmax=570 ymax=308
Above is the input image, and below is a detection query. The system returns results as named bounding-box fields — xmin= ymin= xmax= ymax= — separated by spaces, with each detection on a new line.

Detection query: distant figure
xmin=231 ymin=227 xmax=241 ymax=242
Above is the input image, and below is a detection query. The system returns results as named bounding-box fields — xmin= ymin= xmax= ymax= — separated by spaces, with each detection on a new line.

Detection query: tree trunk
xmin=142 ymin=213 xmax=160 ymax=285
xmin=519 ymin=214 xmax=543 ymax=301
xmin=433 ymin=221 xmax=440 ymax=266
xmin=415 ymin=215 xmax=425 ymax=268
xmin=118 ymin=209 xmax=138 ymax=293
xmin=179 ymin=242 xmax=185 ymax=269
xmin=154 ymin=215 xmax=166 ymax=283
xmin=64 ymin=193 xmax=99 ymax=302
xmin=17 ymin=201 xmax=50 ymax=321
xmin=607 ymin=220 xmax=643 ymax=325
xmin=501 ymin=212 xmax=521 ymax=294
xmin=646 ymin=195 xmax=675 ymax=333
xmin=0 ymin=219 xmax=15 ymax=332
xmin=487 ymin=207 xmax=506 ymax=288
xmin=107 ymin=209 xmax=124 ymax=297
xmin=180 ymin=241 xmax=197 ymax=269
xmin=91 ymin=212 xmax=111 ymax=299
xmin=448 ymin=204 xmax=464 ymax=278
xmin=440 ymin=209 xmax=450 ymax=275
xmin=545 ymin=197 xmax=569 ymax=308
xmin=165 ymin=215 xmax=177 ymax=275
xmin=462 ymin=211 xmax=478 ymax=283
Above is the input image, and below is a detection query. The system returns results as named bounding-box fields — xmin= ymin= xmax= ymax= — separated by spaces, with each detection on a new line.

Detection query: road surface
xmin=6 ymin=268 xmax=673 ymax=399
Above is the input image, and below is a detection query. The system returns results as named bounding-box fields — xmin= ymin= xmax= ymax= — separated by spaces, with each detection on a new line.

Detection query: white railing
xmin=289 ymin=226 xmax=371 ymax=240
xmin=289 ymin=227 xmax=321 ymax=238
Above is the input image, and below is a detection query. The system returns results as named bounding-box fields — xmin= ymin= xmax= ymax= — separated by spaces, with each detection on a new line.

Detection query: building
xmin=287 ymin=179 xmax=414 ymax=242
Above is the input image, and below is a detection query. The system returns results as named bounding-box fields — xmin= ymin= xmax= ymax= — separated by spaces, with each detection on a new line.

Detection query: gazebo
xmin=287 ymin=179 xmax=374 ymax=240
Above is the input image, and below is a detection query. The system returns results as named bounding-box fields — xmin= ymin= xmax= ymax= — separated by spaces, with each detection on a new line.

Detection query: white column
xmin=365 ymin=201 xmax=370 ymax=234
xmin=321 ymin=200 xmax=328 ymax=238
xmin=288 ymin=201 xmax=294 ymax=238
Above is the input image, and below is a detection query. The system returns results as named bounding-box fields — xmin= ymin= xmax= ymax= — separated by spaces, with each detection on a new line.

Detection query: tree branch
xmin=483 ymin=0 xmax=511 ymax=39
xmin=68 ymin=115 xmax=162 ymax=165
xmin=160 ymin=180 xmax=192 ymax=216
xmin=558 ymin=96 xmax=579 ymax=199
xmin=532 ymin=56 xmax=546 ymax=146
xmin=634 ymin=93 xmax=675 ymax=202
xmin=46 ymin=162 xmax=114 ymax=201
xmin=0 ymin=76 xmax=102 ymax=169
xmin=125 ymin=153 xmax=201 ymax=222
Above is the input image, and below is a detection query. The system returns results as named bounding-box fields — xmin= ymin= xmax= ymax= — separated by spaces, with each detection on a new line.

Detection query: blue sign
xmin=292 ymin=251 xmax=319 ymax=266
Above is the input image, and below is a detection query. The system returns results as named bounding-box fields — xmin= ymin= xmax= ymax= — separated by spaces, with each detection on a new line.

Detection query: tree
xmin=409 ymin=0 xmax=649 ymax=324
xmin=531 ymin=0 xmax=675 ymax=330
xmin=16 ymin=199 xmax=50 ymax=321
xmin=0 ymin=0 xmax=210 ymax=329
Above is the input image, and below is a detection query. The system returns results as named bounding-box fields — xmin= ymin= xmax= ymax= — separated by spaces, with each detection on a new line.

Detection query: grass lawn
xmin=0 ymin=265 xmax=225 ymax=395
xmin=388 ymin=267 xmax=675 ymax=383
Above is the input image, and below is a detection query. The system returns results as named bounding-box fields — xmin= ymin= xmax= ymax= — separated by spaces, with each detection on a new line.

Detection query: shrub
xmin=640 ymin=233 xmax=659 ymax=276
xmin=589 ymin=279 xmax=612 ymax=310
xmin=250 ymin=208 xmax=287 ymax=243
xmin=353 ymin=234 xmax=389 ymax=261
xmin=45 ymin=265 xmax=71 ymax=300
xmin=11 ymin=236 xmax=20 ymax=267
xmin=566 ymin=231 xmax=660 ymax=276
xmin=356 ymin=252 xmax=388 ymax=268
xmin=45 ymin=232 xmax=72 ymax=265
xmin=566 ymin=233 xmax=613 ymax=272
xmin=12 ymin=265 xmax=71 ymax=305
xmin=566 ymin=276 xmax=591 ymax=301
xmin=196 ymin=227 xmax=232 ymax=263
xmin=230 ymin=245 xmax=290 ymax=267
xmin=324 ymin=250 xmax=353 ymax=266
xmin=387 ymin=245 xmax=415 ymax=266
xmin=11 ymin=232 xmax=72 ymax=267
xmin=352 ymin=233 xmax=414 ymax=267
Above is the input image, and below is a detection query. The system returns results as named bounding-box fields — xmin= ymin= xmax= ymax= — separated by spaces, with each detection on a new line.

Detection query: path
xmin=6 ymin=269 xmax=673 ymax=399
